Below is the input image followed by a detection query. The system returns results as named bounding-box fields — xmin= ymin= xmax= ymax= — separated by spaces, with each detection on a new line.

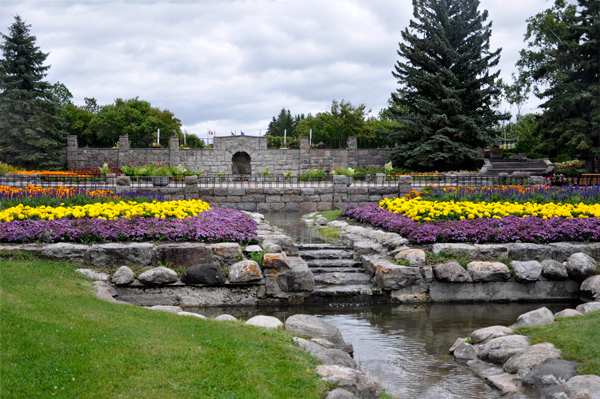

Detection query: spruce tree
xmin=0 ymin=15 xmax=66 ymax=170
xmin=387 ymin=0 xmax=506 ymax=170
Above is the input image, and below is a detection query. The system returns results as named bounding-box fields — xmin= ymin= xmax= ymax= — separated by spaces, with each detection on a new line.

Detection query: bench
xmin=578 ymin=174 xmax=600 ymax=186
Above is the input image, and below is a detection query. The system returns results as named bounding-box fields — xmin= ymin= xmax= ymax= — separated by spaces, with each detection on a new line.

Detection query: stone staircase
xmin=486 ymin=159 xmax=549 ymax=176
xmin=297 ymin=243 xmax=384 ymax=303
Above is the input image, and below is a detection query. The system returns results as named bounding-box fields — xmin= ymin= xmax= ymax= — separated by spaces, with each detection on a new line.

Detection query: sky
xmin=1 ymin=0 xmax=553 ymax=138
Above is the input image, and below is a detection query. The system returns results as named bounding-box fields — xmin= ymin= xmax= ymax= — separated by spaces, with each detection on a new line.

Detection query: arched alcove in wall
xmin=232 ymin=151 xmax=251 ymax=175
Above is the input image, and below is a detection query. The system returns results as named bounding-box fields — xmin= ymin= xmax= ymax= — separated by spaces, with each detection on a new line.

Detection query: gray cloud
xmin=1 ymin=0 xmax=551 ymax=136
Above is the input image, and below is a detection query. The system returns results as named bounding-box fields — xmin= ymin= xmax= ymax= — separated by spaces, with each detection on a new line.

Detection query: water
xmin=262 ymin=211 xmax=327 ymax=244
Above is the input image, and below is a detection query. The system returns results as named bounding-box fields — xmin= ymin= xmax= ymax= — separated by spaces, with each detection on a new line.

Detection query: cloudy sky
xmin=1 ymin=0 xmax=552 ymax=137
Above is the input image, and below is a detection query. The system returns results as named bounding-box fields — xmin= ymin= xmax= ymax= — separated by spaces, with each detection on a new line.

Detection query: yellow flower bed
xmin=379 ymin=197 xmax=600 ymax=222
xmin=0 ymin=199 xmax=211 ymax=222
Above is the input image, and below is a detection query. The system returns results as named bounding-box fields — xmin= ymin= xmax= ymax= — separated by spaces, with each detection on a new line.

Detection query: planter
xmin=152 ymin=176 xmax=170 ymax=187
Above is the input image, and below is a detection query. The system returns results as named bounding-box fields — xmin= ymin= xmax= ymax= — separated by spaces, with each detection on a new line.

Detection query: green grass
xmin=1 ymin=253 xmax=327 ymax=398
xmin=425 ymin=250 xmax=472 ymax=269
xmin=318 ymin=210 xmax=342 ymax=222
xmin=516 ymin=311 xmax=600 ymax=375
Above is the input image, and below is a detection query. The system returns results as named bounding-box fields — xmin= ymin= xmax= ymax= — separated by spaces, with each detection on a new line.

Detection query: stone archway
xmin=232 ymin=151 xmax=251 ymax=175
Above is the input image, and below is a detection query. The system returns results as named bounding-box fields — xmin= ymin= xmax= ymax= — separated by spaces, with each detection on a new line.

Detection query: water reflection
xmin=262 ymin=212 xmax=326 ymax=244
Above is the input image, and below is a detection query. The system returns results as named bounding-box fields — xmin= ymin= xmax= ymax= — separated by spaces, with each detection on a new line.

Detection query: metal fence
xmin=410 ymin=175 xmax=529 ymax=188
xmin=0 ymin=174 xmax=112 ymax=190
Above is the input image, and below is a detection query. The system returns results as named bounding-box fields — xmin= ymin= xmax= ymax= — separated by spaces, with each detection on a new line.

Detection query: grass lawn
xmin=516 ymin=311 xmax=600 ymax=375
xmin=1 ymin=252 xmax=327 ymax=399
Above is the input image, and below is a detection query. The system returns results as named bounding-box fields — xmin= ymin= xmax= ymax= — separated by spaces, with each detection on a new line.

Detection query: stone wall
xmin=66 ymin=135 xmax=391 ymax=174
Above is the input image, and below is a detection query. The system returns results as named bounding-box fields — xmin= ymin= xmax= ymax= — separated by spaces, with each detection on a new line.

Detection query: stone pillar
xmin=527 ymin=176 xmax=545 ymax=187
xmin=106 ymin=173 xmax=116 ymax=186
xmin=333 ymin=174 xmax=349 ymax=210
xmin=376 ymin=173 xmax=385 ymax=185
xmin=30 ymin=173 xmax=41 ymax=187
xmin=397 ymin=175 xmax=413 ymax=196
xmin=347 ymin=136 xmax=358 ymax=169
xmin=170 ymin=136 xmax=180 ymax=166
xmin=118 ymin=135 xmax=130 ymax=168
xmin=300 ymin=136 xmax=310 ymax=175
xmin=184 ymin=175 xmax=199 ymax=200
xmin=66 ymin=135 xmax=78 ymax=169
xmin=115 ymin=175 xmax=131 ymax=194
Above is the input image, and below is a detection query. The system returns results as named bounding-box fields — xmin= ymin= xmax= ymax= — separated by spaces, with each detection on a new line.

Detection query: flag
xmin=231 ymin=131 xmax=234 ymax=135
xmin=240 ymin=131 xmax=245 ymax=136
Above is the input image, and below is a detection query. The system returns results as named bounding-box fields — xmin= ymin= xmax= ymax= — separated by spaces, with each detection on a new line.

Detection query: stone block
xmin=266 ymin=195 xmax=281 ymax=203
xmin=213 ymin=188 xmax=228 ymax=196
xmin=374 ymin=263 xmax=422 ymax=290
xmin=89 ymin=243 xmax=153 ymax=268
xmin=226 ymin=196 xmax=241 ymax=203
xmin=511 ymin=261 xmax=543 ymax=282
xmin=506 ymin=243 xmax=552 ymax=261
xmin=153 ymin=243 xmax=207 ymax=268
xmin=433 ymin=243 xmax=478 ymax=258
xmin=317 ymin=202 xmax=333 ymax=211
xmin=467 ymin=261 xmax=511 ymax=282
xmin=41 ymin=243 xmax=89 ymax=264
xmin=237 ymin=202 xmax=257 ymax=212
xmin=550 ymin=243 xmax=592 ymax=263
xmin=285 ymin=203 xmax=300 ymax=212
xmin=207 ymin=243 xmax=242 ymax=268
xmin=270 ymin=202 xmax=285 ymax=212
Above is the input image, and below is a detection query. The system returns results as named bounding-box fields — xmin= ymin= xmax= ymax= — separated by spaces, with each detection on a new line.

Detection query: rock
xmin=89 ymin=243 xmax=153 ymax=268
xmin=138 ymin=266 xmax=179 ymax=285
xmin=433 ymin=261 xmax=472 ymax=283
xmin=475 ymin=244 xmax=509 ymax=260
xmin=511 ymin=260 xmax=543 ymax=282
xmin=353 ymin=240 xmax=383 ymax=255
xmin=111 ymin=266 xmax=136 ymax=285
xmin=94 ymin=281 xmax=118 ymax=301
xmin=467 ymin=261 xmax=511 ymax=282
xmin=470 ymin=325 xmax=513 ymax=345
xmin=503 ymin=342 xmax=562 ymax=374
xmin=178 ymin=311 xmax=207 ymax=319
xmin=432 ymin=243 xmax=478 ymax=258
xmin=453 ymin=342 xmax=477 ymax=363
xmin=565 ymin=253 xmax=597 ymax=282
xmin=263 ymin=253 xmax=291 ymax=271
xmin=328 ymin=220 xmax=348 ymax=228
xmin=554 ymin=309 xmax=583 ymax=318
xmin=245 ymin=315 xmax=283 ymax=329
xmin=214 ymin=314 xmax=237 ymax=321
xmin=293 ymin=337 xmax=357 ymax=369
xmin=566 ymin=375 xmax=600 ymax=398
xmin=449 ymin=337 xmax=467 ymax=354
xmin=522 ymin=358 xmax=578 ymax=388
xmin=580 ymin=275 xmax=600 ymax=303
xmin=262 ymin=236 xmax=298 ymax=256
xmin=394 ymin=249 xmax=426 ymax=267
xmin=506 ymin=243 xmax=553 ymax=261
xmin=511 ymin=307 xmax=555 ymax=329
xmin=228 ymin=260 xmax=263 ymax=283
xmin=153 ymin=243 xmax=207 ymax=268
xmin=285 ymin=314 xmax=351 ymax=353
xmin=373 ymin=263 xmax=422 ymax=290
xmin=76 ymin=268 xmax=110 ymax=282
xmin=478 ymin=335 xmax=530 ymax=364
xmin=243 ymin=245 xmax=263 ymax=253
xmin=262 ymin=242 xmax=282 ymax=253
xmin=550 ymin=243 xmax=592 ymax=263
xmin=541 ymin=260 xmax=570 ymax=281
xmin=208 ymin=243 xmax=242 ymax=268
xmin=41 ymin=243 xmax=88 ymax=264
xmin=486 ymin=373 xmax=519 ymax=394
xmin=316 ymin=365 xmax=382 ymax=399
xmin=277 ymin=257 xmax=315 ymax=292
xmin=180 ymin=264 xmax=225 ymax=285
xmin=575 ymin=301 xmax=600 ymax=314
xmin=148 ymin=305 xmax=183 ymax=313
xmin=326 ymin=388 xmax=359 ymax=399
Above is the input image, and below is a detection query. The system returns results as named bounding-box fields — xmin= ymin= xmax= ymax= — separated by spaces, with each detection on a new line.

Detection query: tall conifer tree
xmin=0 ymin=15 xmax=65 ymax=169
xmin=387 ymin=0 xmax=505 ymax=170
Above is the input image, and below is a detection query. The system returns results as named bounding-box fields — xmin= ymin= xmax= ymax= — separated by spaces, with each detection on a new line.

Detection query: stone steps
xmin=305 ymin=259 xmax=362 ymax=268
xmin=297 ymin=243 xmax=350 ymax=251
xmin=299 ymin=250 xmax=355 ymax=260
xmin=310 ymin=267 xmax=366 ymax=274
xmin=312 ymin=284 xmax=383 ymax=297
xmin=314 ymin=273 xmax=372 ymax=286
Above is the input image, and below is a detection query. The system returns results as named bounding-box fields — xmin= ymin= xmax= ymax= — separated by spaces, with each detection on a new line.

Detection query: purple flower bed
xmin=0 ymin=207 xmax=257 ymax=244
xmin=343 ymin=204 xmax=600 ymax=244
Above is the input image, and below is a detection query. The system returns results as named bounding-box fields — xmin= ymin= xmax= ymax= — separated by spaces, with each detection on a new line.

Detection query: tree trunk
xmin=585 ymin=151 xmax=595 ymax=173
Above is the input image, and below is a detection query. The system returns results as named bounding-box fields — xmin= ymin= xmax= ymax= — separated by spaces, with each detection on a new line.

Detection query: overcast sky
xmin=1 ymin=0 xmax=552 ymax=137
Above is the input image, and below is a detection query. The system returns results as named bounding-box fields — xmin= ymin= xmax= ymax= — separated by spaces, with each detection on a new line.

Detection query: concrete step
xmin=299 ymin=250 xmax=355 ymax=260
xmin=297 ymin=243 xmax=351 ymax=251
xmin=310 ymin=267 xmax=366 ymax=274
xmin=314 ymin=272 xmax=372 ymax=286
xmin=313 ymin=284 xmax=383 ymax=297
xmin=305 ymin=259 xmax=362 ymax=268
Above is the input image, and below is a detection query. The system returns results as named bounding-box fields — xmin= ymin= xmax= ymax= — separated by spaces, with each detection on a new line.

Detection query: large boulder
xmin=554 ymin=309 xmax=583 ymax=318
xmin=478 ymin=335 xmax=530 ymax=364
xmin=277 ymin=257 xmax=315 ymax=292
xmin=505 ymin=243 xmax=553 ymax=261
xmin=138 ymin=266 xmax=179 ymax=285
xmin=510 ymin=307 xmax=555 ymax=329
xmin=467 ymin=262 xmax=511 ymax=282
xmin=575 ymin=301 xmax=600 ymax=314
xmin=353 ymin=240 xmax=383 ymax=255
xmin=316 ymin=365 xmax=382 ymax=399
xmin=522 ymin=358 xmax=578 ymax=388
xmin=293 ymin=337 xmax=357 ymax=369
xmin=549 ymin=243 xmax=592 ymax=263
xmin=475 ymin=244 xmax=509 ymax=260
xmin=153 ymin=243 xmax=207 ymax=267
xmin=76 ymin=269 xmax=109 ymax=282
xmin=511 ymin=261 xmax=543 ymax=282
xmin=394 ymin=249 xmax=426 ymax=267
xmin=245 ymin=315 xmax=283 ymax=329
xmin=41 ymin=243 xmax=88 ymax=264
xmin=148 ymin=305 xmax=183 ymax=313
xmin=373 ymin=263 xmax=422 ymax=290
xmin=326 ymin=389 xmax=359 ymax=399
xmin=432 ymin=243 xmax=478 ymax=258
xmin=285 ymin=314 xmax=351 ymax=353
xmin=566 ymin=375 xmax=600 ymax=399
xmin=486 ymin=373 xmax=519 ymax=394
xmin=180 ymin=264 xmax=225 ymax=285
xmin=452 ymin=342 xmax=477 ymax=363
xmin=111 ymin=266 xmax=136 ymax=285
xmin=580 ymin=275 xmax=600 ymax=303
xmin=89 ymin=243 xmax=153 ymax=268
xmin=565 ymin=253 xmax=597 ymax=282
xmin=503 ymin=342 xmax=562 ymax=374
xmin=261 ymin=235 xmax=298 ymax=256
xmin=263 ymin=253 xmax=291 ymax=271
xmin=207 ymin=243 xmax=242 ymax=268
xmin=94 ymin=281 xmax=118 ymax=302
xmin=433 ymin=261 xmax=472 ymax=283
xmin=470 ymin=325 xmax=513 ymax=345
xmin=215 ymin=314 xmax=237 ymax=321
xmin=228 ymin=260 xmax=263 ymax=283
xmin=541 ymin=260 xmax=569 ymax=281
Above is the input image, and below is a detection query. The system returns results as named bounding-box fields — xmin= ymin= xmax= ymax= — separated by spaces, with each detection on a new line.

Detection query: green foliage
xmin=316 ymin=226 xmax=340 ymax=241
xmin=425 ymin=251 xmax=471 ymax=269
xmin=1 ymin=258 xmax=326 ymax=398
xmin=120 ymin=163 xmax=201 ymax=178
xmin=267 ymin=108 xmax=305 ymax=137
xmin=0 ymin=15 xmax=67 ymax=170
xmin=0 ymin=161 xmax=20 ymax=173
xmin=178 ymin=130 xmax=206 ymax=149
xmin=318 ymin=210 xmax=342 ymax=222
xmin=266 ymin=135 xmax=300 ymax=149
xmin=396 ymin=259 xmax=410 ymax=266
xmin=517 ymin=0 xmax=600 ymax=172
xmin=298 ymin=168 xmax=327 ymax=181
xmin=385 ymin=0 xmax=507 ymax=171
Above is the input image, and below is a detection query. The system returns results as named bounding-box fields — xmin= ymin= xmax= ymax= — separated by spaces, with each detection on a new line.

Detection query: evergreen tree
xmin=266 ymin=108 xmax=304 ymax=137
xmin=0 ymin=15 xmax=66 ymax=169
xmin=387 ymin=0 xmax=506 ymax=170
xmin=517 ymin=0 xmax=599 ymax=172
